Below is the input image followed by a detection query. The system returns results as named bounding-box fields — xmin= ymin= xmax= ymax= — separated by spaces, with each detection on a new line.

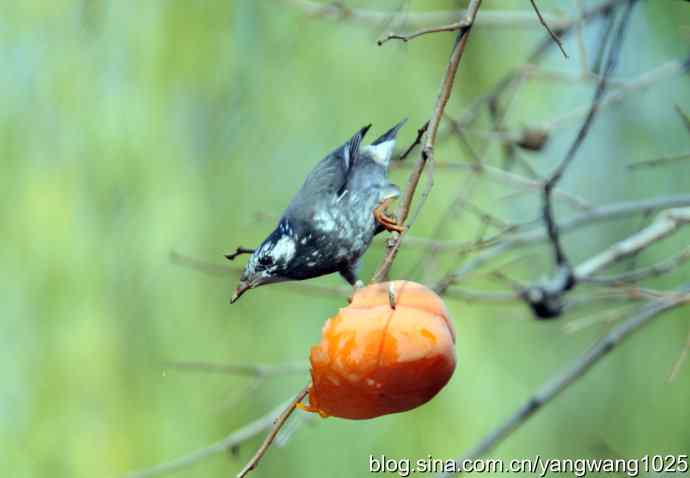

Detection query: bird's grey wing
xmin=285 ymin=124 xmax=370 ymax=216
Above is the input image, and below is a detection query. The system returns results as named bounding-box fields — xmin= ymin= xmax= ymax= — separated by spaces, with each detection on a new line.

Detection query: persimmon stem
xmin=388 ymin=282 xmax=397 ymax=309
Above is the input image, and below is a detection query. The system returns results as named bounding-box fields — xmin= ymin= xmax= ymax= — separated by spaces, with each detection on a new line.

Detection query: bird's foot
xmin=374 ymin=199 xmax=405 ymax=233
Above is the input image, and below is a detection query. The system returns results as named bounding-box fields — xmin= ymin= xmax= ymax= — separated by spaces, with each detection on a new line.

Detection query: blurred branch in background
xmin=164 ymin=360 xmax=308 ymax=378
xmin=529 ymin=0 xmax=569 ymax=58
xmin=438 ymin=287 xmax=690 ymax=477
xmin=519 ymin=0 xmax=637 ymax=319
xmin=125 ymin=396 xmax=297 ymax=478
xmin=143 ymin=0 xmax=690 ymax=476
xmin=282 ymin=0 xmax=564 ymax=29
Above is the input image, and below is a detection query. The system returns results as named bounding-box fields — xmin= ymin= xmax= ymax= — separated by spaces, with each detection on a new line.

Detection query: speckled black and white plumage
xmin=230 ymin=119 xmax=406 ymax=303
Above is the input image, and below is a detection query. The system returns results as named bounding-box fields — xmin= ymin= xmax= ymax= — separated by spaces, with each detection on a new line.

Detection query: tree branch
xmin=398 ymin=121 xmax=429 ymax=161
xmin=236 ymin=384 xmax=310 ymax=478
xmin=438 ymin=288 xmax=690 ymax=477
xmin=124 ymin=397 xmax=297 ymax=478
xmin=529 ymin=0 xmax=568 ymax=58
xmin=282 ymin=0 xmax=563 ymax=29
xmin=164 ymin=360 xmax=308 ymax=377
xmin=523 ymin=0 xmax=638 ymax=319
xmin=225 ymin=246 xmax=255 ymax=261
xmin=378 ymin=22 xmax=467 ymax=46
xmin=436 ymin=195 xmax=690 ymax=293
xmin=574 ymin=207 xmax=690 ymax=279
xmin=371 ymin=0 xmax=482 ymax=283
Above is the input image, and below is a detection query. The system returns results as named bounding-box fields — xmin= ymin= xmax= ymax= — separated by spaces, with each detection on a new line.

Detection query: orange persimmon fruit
xmin=304 ymin=280 xmax=456 ymax=419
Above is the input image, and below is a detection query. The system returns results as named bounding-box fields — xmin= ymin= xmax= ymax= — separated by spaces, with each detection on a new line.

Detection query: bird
xmin=229 ymin=119 xmax=407 ymax=303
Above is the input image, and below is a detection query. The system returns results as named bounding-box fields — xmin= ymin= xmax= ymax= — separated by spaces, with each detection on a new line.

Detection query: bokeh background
xmin=2 ymin=1 xmax=689 ymax=477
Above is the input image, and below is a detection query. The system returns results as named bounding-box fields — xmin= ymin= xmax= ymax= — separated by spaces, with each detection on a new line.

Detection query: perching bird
xmin=229 ymin=119 xmax=407 ymax=303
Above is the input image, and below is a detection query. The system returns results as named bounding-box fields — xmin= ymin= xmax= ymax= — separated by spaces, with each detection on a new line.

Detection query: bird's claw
xmin=374 ymin=200 xmax=405 ymax=233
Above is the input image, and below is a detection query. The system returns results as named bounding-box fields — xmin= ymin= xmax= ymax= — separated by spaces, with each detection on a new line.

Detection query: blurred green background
xmin=2 ymin=1 xmax=689 ymax=477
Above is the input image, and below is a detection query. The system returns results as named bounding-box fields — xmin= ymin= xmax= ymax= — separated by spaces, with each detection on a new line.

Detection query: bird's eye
xmin=258 ymin=256 xmax=273 ymax=267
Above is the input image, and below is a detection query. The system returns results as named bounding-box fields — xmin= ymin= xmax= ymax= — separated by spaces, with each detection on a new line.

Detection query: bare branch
xmin=524 ymin=0 xmax=638 ymax=319
xmin=451 ymin=0 xmax=627 ymax=132
xmin=628 ymin=152 xmax=690 ymax=170
xmin=398 ymin=121 xmax=429 ymax=161
xmin=437 ymin=195 xmax=690 ymax=292
xmin=170 ymin=250 xmax=352 ymax=298
xmin=124 ymin=398 xmax=296 ymax=478
xmin=405 ymin=160 xmax=592 ymax=211
xmin=237 ymin=384 xmax=310 ymax=478
xmin=676 ymin=104 xmax=690 ymax=135
xmin=164 ymin=361 xmax=308 ymax=377
xmin=438 ymin=289 xmax=690 ymax=477
xmin=542 ymin=57 xmax=690 ymax=131
xmin=378 ymin=22 xmax=467 ymax=46
xmin=574 ymin=0 xmax=589 ymax=75
xmin=371 ymin=0 xmax=482 ymax=283
xmin=583 ymin=247 xmax=690 ymax=286
xmin=455 ymin=57 xmax=690 ymax=145
xmin=282 ymin=0 xmax=564 ymax=29
xmin=575 ymin=207 xmax=690 ymax=279
xmin=667 ymin=329 xmax=690 ymax=383
xmin=529 ymin=0 xmax=568 ymax=58
xmin=171 ymin=250 xmax=234 ymax=277
xmin=225 ymin=246 xmax=255 ymax=261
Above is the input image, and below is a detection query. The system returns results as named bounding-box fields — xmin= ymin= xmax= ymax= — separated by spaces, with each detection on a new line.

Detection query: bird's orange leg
xmin=374 ymin=198 xmax=405 ymax=233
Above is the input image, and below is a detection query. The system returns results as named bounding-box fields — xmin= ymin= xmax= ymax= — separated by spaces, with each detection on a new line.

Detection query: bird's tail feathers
xmin=346 ymin=124 xmax=371 ymax=162
xmin=371 ymin=118 xmax=407 ymax=146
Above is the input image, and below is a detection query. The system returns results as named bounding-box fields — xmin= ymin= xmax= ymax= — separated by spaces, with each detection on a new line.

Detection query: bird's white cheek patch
xmin=272 ymin=235 xmax=296 ymax=263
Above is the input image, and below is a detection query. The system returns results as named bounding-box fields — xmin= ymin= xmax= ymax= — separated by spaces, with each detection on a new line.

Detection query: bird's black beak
xmin=230 ymin=280 xmax=252 ymax=304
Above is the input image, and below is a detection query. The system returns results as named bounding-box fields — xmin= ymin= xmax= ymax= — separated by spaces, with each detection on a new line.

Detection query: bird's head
xmin=230 ymin=223 xmax=297 ymax=303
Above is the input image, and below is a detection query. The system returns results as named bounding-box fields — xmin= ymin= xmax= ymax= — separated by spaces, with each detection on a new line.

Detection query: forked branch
xmin=371 ymin=0 xmax=483 ymax=282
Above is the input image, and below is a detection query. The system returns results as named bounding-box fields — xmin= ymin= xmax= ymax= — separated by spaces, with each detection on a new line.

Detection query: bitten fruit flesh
xmin=305 ymin=281 xmax=456 ymax=419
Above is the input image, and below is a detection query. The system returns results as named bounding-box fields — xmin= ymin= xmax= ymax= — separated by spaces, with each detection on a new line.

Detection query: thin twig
xmin=407 ymin=159 xmax=592 ymax=211
xmin=523 ymin=0 xmax=637 ymax=318
xmin=667 ymin=329 xmax=690 ymax=383
xmin=438 ymin=288 xmax=690 ymax=477
xmin=583 ymin=247 xmax=690 ymax=286
xmin=282 ymin=0 xmax=563 ymax=29
xmin=225 ymin=246 xmax=255 ymax=261
xmin=378 ymin=22 xmax=466 ymax=45
xmin=398 ymin=121 xmax=429 ymax=161
xmin=628 ymin=153 xmax=690 ymax=170
xmin=437 ymin=195 xmax=690 ymax=292
xmin=451 ymin=0 xmax=626 ymax=132
xmin=237 ymin=384 xmax=310 ymax=478
xmin=371 ymin=0 xmax=482 ymax=283
xmin=164 ymin=361 xmax=308 ymax=377
xmin=542 ymin=57 xmax=690 ymax=131
xmin=124 ymin=398 xmax=295 ymax=478
xmin=529 ymin=0 xmax=568 ymax=58
xmin=676 ymin=104 xmax=690 ymax=135
xmin=575 ymin=207 xmax=690 ymax=279
xmin=574 ymin=0 xmax=589 ymax=75
xmin=455 ymin=57 xmax=690 ymax=145
xmin=170 ymin=250 xmax=352 ymax=297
